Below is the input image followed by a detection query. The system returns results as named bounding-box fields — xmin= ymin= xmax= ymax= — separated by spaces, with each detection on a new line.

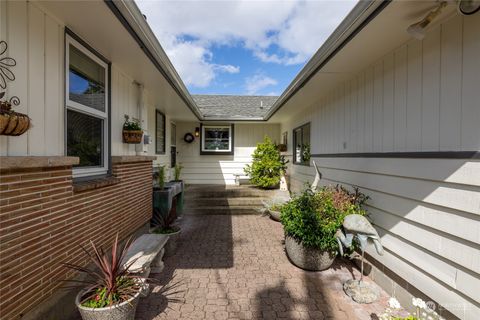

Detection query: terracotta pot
xmin=285 ymin=235 xmax=336 ymax=271
xmin=122 ymin=130 xmax=143 ymax=144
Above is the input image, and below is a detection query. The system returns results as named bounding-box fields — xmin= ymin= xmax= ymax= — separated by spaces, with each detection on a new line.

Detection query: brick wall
xmin=0 ymin=160 xmax=153 ymax=319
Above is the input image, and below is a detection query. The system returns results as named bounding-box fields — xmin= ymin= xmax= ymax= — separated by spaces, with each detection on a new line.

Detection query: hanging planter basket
xmin=122 ymin=130 xmax=143 ymax=144
xmin=0 ymin=100 xmax=31 ymax=136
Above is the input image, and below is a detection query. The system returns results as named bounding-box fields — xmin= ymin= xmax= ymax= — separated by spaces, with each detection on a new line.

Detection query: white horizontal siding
xmin=281 ymin=13 xmax=480 ymax=320
xmin=287 ymin=158 xmax=480 ymax=319
xmin=176 ymin=122 xmax=280 ymax=184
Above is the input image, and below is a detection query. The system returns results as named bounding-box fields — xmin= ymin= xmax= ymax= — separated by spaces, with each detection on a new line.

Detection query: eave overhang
xmin=264 ymin=0 xmax=391 ymax=121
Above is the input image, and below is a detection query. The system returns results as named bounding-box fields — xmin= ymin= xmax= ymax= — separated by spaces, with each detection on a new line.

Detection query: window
xmin=201 ymin=124 xmax=234 ymax=155
xmin=155 ymin=110 xmax=165 ymax=154
xmin=293 ymin=123 xmax=311 ymax=165
xmin=66 ymin=33 xmax=109 ymax=178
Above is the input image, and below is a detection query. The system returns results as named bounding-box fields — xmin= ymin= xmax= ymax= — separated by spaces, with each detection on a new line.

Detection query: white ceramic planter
xmin=163 ymin=229 xmax=181 ymax=257
xmin=75 ymin=286 xmax=142 ymax=320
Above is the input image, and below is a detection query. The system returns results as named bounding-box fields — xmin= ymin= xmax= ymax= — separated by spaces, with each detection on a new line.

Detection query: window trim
xmin=155 ymin=109 xmax=166 ymax=155
xmin=293 ymin=122 xmax=311 ymax=166
xmin=65 ymin=30 xmax=111 ymax=178
xmin=200 ymin=124 xmax=234 ymax=155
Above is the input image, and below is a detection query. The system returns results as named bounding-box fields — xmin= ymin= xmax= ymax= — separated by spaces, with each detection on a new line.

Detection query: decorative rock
xmin=285 ymin=235 xmax=336 ymax=271
xmin=343 ymin=279 xmax=380 ymax=304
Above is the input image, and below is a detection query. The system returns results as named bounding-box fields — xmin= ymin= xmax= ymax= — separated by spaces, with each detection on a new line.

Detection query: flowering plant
xmin=379 ymin=297 xmax=444 ymax=320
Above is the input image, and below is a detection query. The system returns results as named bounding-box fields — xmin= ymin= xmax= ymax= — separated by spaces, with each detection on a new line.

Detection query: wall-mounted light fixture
xmin=195 ymin=127 xmax=200 ymax=137
xmin=407 ymin=1 xmax=447 ymax=40
xmin=458 ymin=0 xmax=480 ymax=15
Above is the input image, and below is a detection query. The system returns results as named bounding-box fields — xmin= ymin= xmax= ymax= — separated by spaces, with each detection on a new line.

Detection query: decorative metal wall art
xmin=0 ymin=40 xmax=31 ymax=136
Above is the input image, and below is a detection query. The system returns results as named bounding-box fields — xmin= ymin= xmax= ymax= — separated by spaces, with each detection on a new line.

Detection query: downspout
xmin=134 ymin=81 xmax=147 ymax=155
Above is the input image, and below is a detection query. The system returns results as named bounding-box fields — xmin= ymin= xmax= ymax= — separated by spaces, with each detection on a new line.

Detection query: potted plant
xmin=155 ymin=165 xmax=167 ymax=190
xmin=261 ymin=200 xmax=285 ymax=222
xmin=64 ymin=234 xmax=145 ymax=320
xmin=172 ymin=163 xmax=183 ymax=182
xmin=276 ymin=143 xmax=287 ymax=152
xmin=151 ymin=207 xmax=181 ymax=257
xmin=280 ymin=185 xmax=368 ymax=271
xmin=122 ymin=115 xmax=143 ymax=144
xmin=244 ymin=136 xmax=288 ymax=189
xmin=152 ymin=165 xmax=181 ymax=256
xmin=0 ymin=95 xmax=31 ymax=136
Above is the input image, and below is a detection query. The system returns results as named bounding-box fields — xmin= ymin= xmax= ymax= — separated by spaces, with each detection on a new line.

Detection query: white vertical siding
xmin=0 ymin=2 xmax=64 ymax=156
xmin=0 ymin=1 xmax=170 ymax=166
xmin=282 ymin=14 xmax=479 ymax=156
xmin=177 ymin=122 xmax=280 ymax=185
xmin=146 ymin=93 xmax=171 ymax=170
xmin=281 ymin=13 xmax=480 ymax=320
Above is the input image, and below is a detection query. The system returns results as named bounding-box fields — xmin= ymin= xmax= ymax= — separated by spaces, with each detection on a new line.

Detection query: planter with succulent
xmin=280 ymin=185 xmax=369 ymax=271
xmin=122 ymin=115 xmax=143 ymax=144
xmin=244 ymin=136 xmax=289 ymax=189
xmin=171 ymin=163 xmax=183 ymax=182
xmin=152 ymin=165 xmax=181 ymax=256
xmin=151 ymin=206 xmax=180 ymax=257
xmin=64 ymin=234 xmax=146 ymax=320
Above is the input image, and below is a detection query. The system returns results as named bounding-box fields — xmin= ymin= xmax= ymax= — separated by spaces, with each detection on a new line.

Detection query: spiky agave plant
xmin=64 ymin=233 xmax=141 ymax=308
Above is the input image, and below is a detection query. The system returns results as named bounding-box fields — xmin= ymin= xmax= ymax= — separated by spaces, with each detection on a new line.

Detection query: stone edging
xmin=0 ymin=156 xmax=80 ymax=170
xmin=111 ymin=155 xmax=157 ymax=164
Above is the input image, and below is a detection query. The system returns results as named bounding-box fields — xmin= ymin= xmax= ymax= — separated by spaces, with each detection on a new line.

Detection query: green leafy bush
xmin=281 ymin=185 xmax=368 ymax=254
xmin=244 ymin=136 xmax=288 ymax=188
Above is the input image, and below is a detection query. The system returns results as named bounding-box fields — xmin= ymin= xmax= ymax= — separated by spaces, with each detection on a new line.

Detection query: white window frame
xmin=65 ymin=34 xmax=109 ymax=178
xmin=201 ymin=125 xmax=233 ymax=153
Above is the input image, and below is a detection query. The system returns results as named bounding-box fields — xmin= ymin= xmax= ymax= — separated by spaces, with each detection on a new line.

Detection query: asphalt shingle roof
xmin=192 ymin=95 xmax=278 ymax=119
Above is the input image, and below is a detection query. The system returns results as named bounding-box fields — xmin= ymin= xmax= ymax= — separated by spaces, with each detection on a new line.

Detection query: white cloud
xmin=213 ymin=64 xmax=240 ymax=74
xmin=136 ymin=0 xmax=357 ymax=88
xmin=245 ymin=73 xmax=278 ymax=95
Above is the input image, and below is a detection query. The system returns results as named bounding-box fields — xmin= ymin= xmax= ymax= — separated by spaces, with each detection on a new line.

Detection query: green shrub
xmin=244 ymin=136 xmax=288 ymax=188
xmin=280 ymin=185 xmax=368 ymax=254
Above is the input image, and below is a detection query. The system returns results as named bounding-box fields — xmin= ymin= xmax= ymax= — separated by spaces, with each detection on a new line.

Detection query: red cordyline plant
xmin=63 ymin=233 xmax=141 ymax=308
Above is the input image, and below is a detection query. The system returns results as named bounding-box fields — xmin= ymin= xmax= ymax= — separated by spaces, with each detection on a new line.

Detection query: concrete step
xmin=184 ymin=187 xmax=280 ymax=199
xmin=184 ymin=205 xmax=261 ymax=215
xmin=184 ymin=197 xmax=265 ymax=207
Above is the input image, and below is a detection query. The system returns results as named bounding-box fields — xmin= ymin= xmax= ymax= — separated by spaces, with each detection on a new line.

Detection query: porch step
xmin=184 ymin=205 xmax=260 ymax=215
xmin=182 ymin=184 xmax=289 ymax=216
xmin=184 ymin=185 xmax=279 ymax=199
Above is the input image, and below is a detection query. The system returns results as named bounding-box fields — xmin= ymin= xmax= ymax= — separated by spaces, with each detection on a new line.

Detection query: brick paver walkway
xmin=136 ymin=215 xmax=390 ymax=320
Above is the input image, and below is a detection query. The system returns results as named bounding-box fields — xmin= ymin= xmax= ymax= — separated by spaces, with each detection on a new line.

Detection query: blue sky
xmin=136 ymin=0 xmax=357 ymax=96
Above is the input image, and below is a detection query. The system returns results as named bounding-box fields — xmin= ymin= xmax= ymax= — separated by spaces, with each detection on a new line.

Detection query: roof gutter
xmin=263 ymin=0 xmax=391 ymax=121
xmin=104 ymin=0 xmax=204 ymax=120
